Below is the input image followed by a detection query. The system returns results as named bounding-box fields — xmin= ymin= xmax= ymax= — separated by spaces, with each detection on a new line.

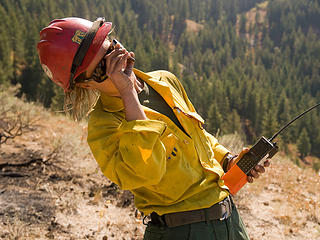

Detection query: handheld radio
xmin=222 ymin=103 xmax=320 ymax=195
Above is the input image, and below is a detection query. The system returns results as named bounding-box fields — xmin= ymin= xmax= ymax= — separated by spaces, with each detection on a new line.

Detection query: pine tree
xmin=0 ymin=0 xmax=319 ymax=158
xmin=222 ymin=109 xmax=242 ymax=134
xmin=206 ymin=102 xmax=223 ymax=135
xmin=239 ymin=14 xmax=247 ymax=34
xmin=297 ymin=128 xmax=311 ymax=159
xmin=262 ymin=109 xmax=279 ymax=139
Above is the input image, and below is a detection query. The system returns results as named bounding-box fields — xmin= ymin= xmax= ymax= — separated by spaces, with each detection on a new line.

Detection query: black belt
xmin=149 ymin=196 xmax=233 ymax=228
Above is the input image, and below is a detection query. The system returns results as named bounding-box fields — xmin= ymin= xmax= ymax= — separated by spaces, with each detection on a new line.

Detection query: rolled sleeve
xmin=88 ymin=110 xmax=168 ymax=190
xmin=212 ymin=144 xmax=230 ymax=163
xmin=203 ymin=130 xmax=230 ymax=164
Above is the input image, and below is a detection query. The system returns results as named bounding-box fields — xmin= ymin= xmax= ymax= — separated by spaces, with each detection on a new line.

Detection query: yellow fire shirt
xmin=87 ymin=69 xmax=230 ymax=215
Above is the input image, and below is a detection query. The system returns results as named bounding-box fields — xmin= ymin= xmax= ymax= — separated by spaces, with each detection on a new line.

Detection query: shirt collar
xmin=99 ymin=69 xmax=161 ymax=112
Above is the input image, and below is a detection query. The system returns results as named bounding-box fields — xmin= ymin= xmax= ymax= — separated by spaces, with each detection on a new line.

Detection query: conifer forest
xmin=0 ymin=0 xmax=319 ymax=159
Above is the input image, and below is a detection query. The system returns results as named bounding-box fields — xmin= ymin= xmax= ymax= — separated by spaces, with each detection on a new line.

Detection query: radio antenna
xmin=269 ymin=102 xmax=320 ymax=142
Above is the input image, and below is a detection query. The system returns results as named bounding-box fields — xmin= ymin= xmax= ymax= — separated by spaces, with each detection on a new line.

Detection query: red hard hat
xmin=37 ymin=17 xmax=112 ymax=91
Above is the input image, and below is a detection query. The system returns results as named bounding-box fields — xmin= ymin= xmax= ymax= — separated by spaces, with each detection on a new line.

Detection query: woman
xmin=37 ymin=17 xmax=269 ymax=240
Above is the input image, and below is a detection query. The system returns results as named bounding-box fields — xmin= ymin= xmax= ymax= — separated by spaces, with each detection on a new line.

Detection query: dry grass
xmin=220 ymin=132 xmax=320 ymax=240
xmin=0 ymin=86 xmax=145 ymax=240
xmin=185 ymin=19 xmax=204 ymax=33
xmin=235 ymin=1 xmax=269 ymax=48
xmin=218 ymin=132 xmax=244 ymax=154
xmin=234 ymin=154 xmax=320 ymax=240
xmin=2 ymin=214 xmax=29 ymax=240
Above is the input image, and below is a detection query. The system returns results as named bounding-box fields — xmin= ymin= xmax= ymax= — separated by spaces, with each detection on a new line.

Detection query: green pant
xmin=143 ymin=203 xmax=250 ymax=240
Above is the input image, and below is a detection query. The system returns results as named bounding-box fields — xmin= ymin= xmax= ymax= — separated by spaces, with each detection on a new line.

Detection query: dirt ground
xmin=0 ymin=106 xmax=320 ymax=240
xmin=0 ymin=111 xmax=146 ymax=240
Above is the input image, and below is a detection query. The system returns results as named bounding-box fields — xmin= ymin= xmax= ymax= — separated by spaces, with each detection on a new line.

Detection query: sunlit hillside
xmin=1 ymin=87 xmax=319 ymax=240
xmin=0 ymin=0 xmax=319 ymax=159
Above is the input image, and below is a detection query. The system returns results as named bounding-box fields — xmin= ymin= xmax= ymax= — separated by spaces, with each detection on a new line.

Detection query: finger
xmin=124 ymin=52 xmax=135 ymax=75
xmin=238 ymin=148 xmax=250 ymax=159
xmin=254 ymin=165 xmax=265 ymax=173
xmin=129 ymin=51 xmax=135 ymax=58
xmin=241 ymin=147 xmax=250 ymax=154
xmin=105 ymin=48 xmax=126 ymax=71
xmin=105 ymin=47 xmax=125 ymax=60
xmin=247 ymin=175 xmax=254 ymax=183
xmin=250 ymin=169 xmax=259 ymax=178
xmin=107 ymin=53 xmax=126 ymax=75
xmin=264 ymin=160 xmax=271 ymax=167
xmin=107 ymin=55 xmax=123 ymax=75
xmin=116 ymin=43 xmax=123 ymax=48
xmin=114 ymin=42 xmax=124 ymax=50
xmin=113 ymin=53 xmax=129 ymax=73
xmin=229 ymin=148 xmax=250 ymax=170
xmin=128 ymin=51 xmax=135 ymax=62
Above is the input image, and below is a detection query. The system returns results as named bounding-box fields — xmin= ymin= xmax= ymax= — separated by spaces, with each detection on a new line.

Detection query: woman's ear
xmin=76 ymin=81 xmax=97 ymax=90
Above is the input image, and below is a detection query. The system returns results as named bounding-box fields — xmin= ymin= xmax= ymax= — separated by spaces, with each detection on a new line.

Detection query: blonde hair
xmin=64 ymin=82 xmax=99 ymax=121
xmin=64 ymin=29 xmax=116 ymax=121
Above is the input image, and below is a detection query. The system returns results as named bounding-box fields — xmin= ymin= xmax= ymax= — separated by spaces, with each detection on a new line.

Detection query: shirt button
xmin=184 ymin=140 xmax=189 ymax=144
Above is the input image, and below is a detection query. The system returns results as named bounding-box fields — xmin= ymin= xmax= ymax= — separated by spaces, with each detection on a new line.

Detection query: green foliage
xmin=297 ymin=128 xmax=311 ymax=159
xmin=0 ymin=0 xmax=319 ymax=159
xmin=313 ymin=159 xmax=320 ymax=172
xmin=206 ymin=102 xmax=223 ymax=134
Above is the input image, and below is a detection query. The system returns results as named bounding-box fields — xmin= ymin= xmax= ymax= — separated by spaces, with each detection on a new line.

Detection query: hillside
xmin=0 ymin=89 xmax=319 ymax=240
xmin=0 ymin=0 xmax=319 ymax=159
xmin=0 ymin=88 xmax=145 ymax=239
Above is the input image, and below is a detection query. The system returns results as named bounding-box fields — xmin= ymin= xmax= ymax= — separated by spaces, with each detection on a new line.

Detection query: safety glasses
xmin=88 ymin=39 xmax=135 ymax=83
xmin=74 ymin=38 xmax=135 ymax=84
xmin=91 ymin=39 xmax=118 ymax=83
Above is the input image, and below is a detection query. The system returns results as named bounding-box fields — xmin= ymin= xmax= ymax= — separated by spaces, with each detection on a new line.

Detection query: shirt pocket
xmin=160 ymin=132 xmax=179 ymax=160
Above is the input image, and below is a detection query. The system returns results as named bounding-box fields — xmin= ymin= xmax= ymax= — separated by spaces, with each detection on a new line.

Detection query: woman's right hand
xmin=104 ymin=43 xmax=137 ymax=95
xmin=103 ymin=42 xmax=147 ymax=121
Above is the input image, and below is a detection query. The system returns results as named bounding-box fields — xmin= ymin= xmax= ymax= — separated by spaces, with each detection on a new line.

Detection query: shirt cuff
xmin=214 ymin=145 xmax=230 ymax=163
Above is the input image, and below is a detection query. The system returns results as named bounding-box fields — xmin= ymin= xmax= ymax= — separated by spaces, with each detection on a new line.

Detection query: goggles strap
xmin=69 ymin=17 xmax=105 ymax=90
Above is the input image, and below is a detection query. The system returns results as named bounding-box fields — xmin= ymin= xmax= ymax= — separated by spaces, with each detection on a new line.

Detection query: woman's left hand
xmin=227 ymin=148 xmax=271 ymax=183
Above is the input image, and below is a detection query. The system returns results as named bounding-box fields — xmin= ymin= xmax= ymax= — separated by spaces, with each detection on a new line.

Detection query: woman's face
xmin=80 ymin=39 xmax=121 ymax=97
xmin=85 ymin=39 xmax=111 ymax=78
